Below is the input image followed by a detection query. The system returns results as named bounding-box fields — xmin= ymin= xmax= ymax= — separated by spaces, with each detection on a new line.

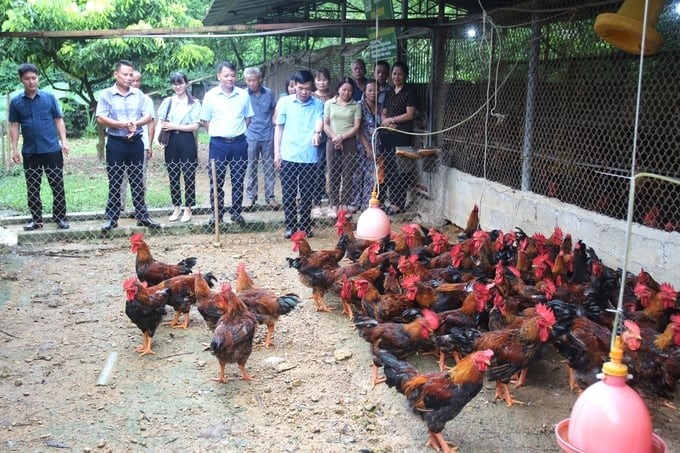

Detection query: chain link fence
xmin=1 ymin=147 xmax=410 ymax=240
xmin=433 ymin=2 xmax=679 ymax=232
xmin=2 ymin=3 xmax=678 ymax=243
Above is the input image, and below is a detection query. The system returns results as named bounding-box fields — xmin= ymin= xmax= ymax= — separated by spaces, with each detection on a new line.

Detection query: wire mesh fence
xmin=434 ymin=1 xmax=679 ymax=233
xmin=1 ymin=145 xmax=424 ymax=240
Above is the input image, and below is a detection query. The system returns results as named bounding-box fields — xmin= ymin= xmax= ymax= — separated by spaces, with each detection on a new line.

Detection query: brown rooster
xmin=458 ymin=303 xmax=556 ymax=406
xmin=235 ymin=262 xmax=301 ymax=348
xmin=379 ymin=348 xmax=494 ymax=453
xmin=154 ymin=273 xmax=217 ymax=329
xmin=547 ymin=299 xmax=642 ymax=392
xmin=462 ymin=203 xmax=480 ymax=238
xmin=335 ymin=209 xmax=381 ymax=262
xmin=210 ymin=282 xmax=258 ymax=383
xmin=354 ymin=309 xmax=440 ymax=388
xmin=195 ymin=273 xmax=229 ymax=332
xmin=130 ymin=232 xmax=197 ymax=286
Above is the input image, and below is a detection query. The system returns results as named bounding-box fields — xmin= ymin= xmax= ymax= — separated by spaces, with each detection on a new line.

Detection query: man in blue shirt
xmin=96 ymin=59 xmax=159 ymax=232
xmin=274 ymin=70 xmax=324 ymax=239
xmin=200 ymin=61 xmax=254 ymax=228
xmin=9 ymin=63 xmax=70 ymax=231
xmin=243 ymin=66 xmax=279 ymax=210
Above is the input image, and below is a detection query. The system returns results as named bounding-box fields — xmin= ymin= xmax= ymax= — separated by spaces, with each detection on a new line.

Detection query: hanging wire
xmin=610 ymin=0 xmax=650 ymax=349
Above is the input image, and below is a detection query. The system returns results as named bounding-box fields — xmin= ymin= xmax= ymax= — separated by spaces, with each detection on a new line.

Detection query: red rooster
xmin=465 ymin=303 xmax=556 ymax=406
xmin=130 ymin=232 xmax=197 ymax=286
xmin=379 ymin=348 xmax=494 ymax=453
xmin=354 ymin=309 xmax=440 ymax=388
xmin=235 ymin=262 xmax=301 ymax=348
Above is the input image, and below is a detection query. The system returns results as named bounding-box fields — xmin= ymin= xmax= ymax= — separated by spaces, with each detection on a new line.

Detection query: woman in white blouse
xmin=155 ymin=72 xmax=201 ymax=222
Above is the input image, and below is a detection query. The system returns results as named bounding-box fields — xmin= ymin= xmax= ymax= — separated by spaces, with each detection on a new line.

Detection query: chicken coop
xmin=203 ymin=0 xmax=680 ymax=283
xmin=1 ymin=0 xmax=678 ymax=283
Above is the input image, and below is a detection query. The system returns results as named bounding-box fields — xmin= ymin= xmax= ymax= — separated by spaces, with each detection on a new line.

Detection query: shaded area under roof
xmin=202 ymin=0 xmax=619 ymax=36
xmin=202 ymin=0 xmax=524 ymax=27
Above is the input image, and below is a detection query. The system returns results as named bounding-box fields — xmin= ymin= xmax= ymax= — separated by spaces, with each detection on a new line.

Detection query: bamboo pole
xmin=210 ymin=159 xmax=222 ymax=248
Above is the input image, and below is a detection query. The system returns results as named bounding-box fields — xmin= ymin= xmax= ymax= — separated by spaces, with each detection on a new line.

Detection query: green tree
xmin=2 ymin=0 xmax=215 ymax=159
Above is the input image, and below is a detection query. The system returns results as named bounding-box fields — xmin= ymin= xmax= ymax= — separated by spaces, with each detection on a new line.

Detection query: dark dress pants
xmin=23 ymin=151 xmax=67 ymax=222
xmin=208 ymin=136 xmax=248 ymax=219
xmin=105 ymin=135 xmax=148 ymax=222
xmin=280 ymin=160 xmax=315 ymax=232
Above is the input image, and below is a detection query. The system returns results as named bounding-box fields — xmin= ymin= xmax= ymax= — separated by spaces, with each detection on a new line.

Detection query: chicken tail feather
xmin=277 ymin=293 xmax=302 ymax=315
xmin=378 ymin=349 xmax=418 ymax=394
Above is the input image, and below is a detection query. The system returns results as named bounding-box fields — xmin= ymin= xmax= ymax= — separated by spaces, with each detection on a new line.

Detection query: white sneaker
xmin=311 ymin=206 xmax=324 ymax=218
xmin=326 ymin=206 xmax=338 ymax=218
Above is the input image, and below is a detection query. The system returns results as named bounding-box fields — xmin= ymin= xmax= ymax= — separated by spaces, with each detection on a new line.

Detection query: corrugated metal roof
xmin=203 ymin=0 xmax=323 ymax=26
xmin=202 ymin=0 xmax=615 ymax=30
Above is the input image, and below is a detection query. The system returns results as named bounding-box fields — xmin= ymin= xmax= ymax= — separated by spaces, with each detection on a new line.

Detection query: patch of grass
xmin=0 ymin=149 xmax=186 ymax=216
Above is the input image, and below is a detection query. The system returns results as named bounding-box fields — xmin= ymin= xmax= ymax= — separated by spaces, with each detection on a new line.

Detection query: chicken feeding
xmin=155 ymin=273 xmax=217 ymax=329
xmin=123 ymin=277 xmax=170 ymax=356
xmin=235 ymin=262 xmax=301 ymax=348
xmin=547 ymin=299 xmax=642 ymax=392
xmin=210 ymin=282 xmax=258 ymax=383
xmin=130 ymin=232 xmax=197 ymax=286
xmin=354 ymin=309 xmax=440 ymax=388
xmin=379 ymin=348 xmax=494 ymax=453
xmin=458 ymin=303 xmax=556 ymax=406
xmin=195 ymin=273 xmax=229 ymax=332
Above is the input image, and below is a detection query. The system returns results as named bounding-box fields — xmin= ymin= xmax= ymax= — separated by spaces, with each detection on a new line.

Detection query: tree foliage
xmin=2 ymin=0 xmax=215 ymax=156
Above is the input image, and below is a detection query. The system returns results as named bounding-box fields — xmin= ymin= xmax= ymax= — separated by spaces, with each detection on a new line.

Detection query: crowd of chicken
xmin=123 ymin=205 xmax=678 ymax=453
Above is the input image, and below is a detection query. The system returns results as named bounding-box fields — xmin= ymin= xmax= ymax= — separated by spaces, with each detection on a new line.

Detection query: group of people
xmin=282 ymin=58 xmax=417 ymax=239
xmin=9 ymin=57 xmax=417 ymax=238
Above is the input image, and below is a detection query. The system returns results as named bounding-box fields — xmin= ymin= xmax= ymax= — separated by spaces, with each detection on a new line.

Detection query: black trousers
xmin=164 ymin=132 xmax=197 ymax=208
xmin=280 ymin=160 xmax=316 ymax=232
xmin=22 ymin=151 xmax=66 ymax=222
xmin=208 ymin=136 xmax=248 ymax=218
xmin=379 ymin=132 xmax=412 ymax=211
xmin=105 ymin=135 xmax=149 ymax=222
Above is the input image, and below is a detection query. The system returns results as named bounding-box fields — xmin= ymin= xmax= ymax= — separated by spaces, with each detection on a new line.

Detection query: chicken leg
xmin=165 ymin=310 xmax=182 ymax=327
xmin=340 ymin=298 xmax=354 ymax=319
xmin=263 ymin=325 xmax=275 ymax=348
xmin=313 ymin=291 xmax=332 ymax=312
xmin=238 ymin=364 xmax=255 ymax=381
xmin=211 ymin=362 xmax=228 ymax=383
xmin=426 ymin=431 xmax=457 ymax=453
xmin=370 ymin=363 xmax=386 ymax=388
xmin=135 ymin=332 xmax=156 ymax=356
xmin=495 ymin=381 xmax=524 ymax=407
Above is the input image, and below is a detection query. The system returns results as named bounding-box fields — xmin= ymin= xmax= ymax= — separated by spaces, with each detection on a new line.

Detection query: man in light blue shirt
xmin=274 ymin=70 xmax=324 ymax=239
xmin=200 ymin=61 xmax=254 ymax=228
xmin=243 ymin=66 xmax=279 ymax=210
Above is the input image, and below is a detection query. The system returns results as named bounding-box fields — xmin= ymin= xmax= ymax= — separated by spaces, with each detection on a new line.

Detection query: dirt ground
xmin=0 ymin=231 xmax=678 ymax=452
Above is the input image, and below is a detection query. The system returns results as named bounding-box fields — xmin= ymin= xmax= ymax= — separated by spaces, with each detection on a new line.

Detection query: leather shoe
xmin=231 ymin=214 xmax=246 ymax=227
xmin=101 ymin=220 xmax=118 ymax=232
xmin=56 ymin=219 xmax=70 ymax=230
xmin=137 ymin=218 xmax=161 ymax=228
xmin=284 ymin=229 xmax=294 ymax=239
xmin=23 ymin=221 xmax=43 ymax=231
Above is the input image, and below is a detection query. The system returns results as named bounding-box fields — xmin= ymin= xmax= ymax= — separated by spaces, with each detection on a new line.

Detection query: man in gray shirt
xmin=243 ymin=66 xmax=279 ymax=209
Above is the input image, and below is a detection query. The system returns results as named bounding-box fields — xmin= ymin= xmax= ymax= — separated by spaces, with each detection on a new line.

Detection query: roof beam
xmin=0 ymin=19 xmax=443 ymax=39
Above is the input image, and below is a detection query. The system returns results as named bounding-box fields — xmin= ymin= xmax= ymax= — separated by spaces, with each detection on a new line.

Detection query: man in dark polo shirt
xmin=95 ymin=59 xmax=160 ymax=232
xmin=9 ymin=63 xmax=70 ymax=231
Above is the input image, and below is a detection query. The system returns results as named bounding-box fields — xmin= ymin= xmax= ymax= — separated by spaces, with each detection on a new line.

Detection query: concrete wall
xmin=423 ymin=168 xmax=679 ymax=285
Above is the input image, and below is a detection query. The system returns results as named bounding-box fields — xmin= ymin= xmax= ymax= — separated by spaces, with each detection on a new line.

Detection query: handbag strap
xmin=164 ymin=98 xmax=172 ymax=121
